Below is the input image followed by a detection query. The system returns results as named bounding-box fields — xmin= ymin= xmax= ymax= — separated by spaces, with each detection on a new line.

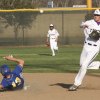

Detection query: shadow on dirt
xmin=50 ymin=83 xmax=73 ymax=89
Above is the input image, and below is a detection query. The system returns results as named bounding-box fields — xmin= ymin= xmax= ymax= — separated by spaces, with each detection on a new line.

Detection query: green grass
xmin=0 ymin=45 xmax=100 ymax=73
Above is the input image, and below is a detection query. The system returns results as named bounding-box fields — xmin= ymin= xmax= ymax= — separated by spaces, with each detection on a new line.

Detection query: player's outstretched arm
xmin=3 ymin=55 xmax=24 ymax=68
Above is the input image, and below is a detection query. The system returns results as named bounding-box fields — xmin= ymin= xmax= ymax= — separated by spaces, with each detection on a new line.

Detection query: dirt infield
xmin=0 ymin=73 xmax=100 ymax=100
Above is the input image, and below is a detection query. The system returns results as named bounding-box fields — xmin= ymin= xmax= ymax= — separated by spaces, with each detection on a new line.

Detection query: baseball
xmin=40 ymin=9 xmax=44 ymax=13
xmin=24 ymin=86 xmax=27 ymax=90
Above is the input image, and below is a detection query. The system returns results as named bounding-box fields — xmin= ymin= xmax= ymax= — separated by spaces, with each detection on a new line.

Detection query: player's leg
xmin=74 ymin=47 xmax=90 ymax=87
xmin=87 ymin=49 xmax=100 ymax=69
xmin=87 ymin=61 xmax=100 ymax=69
xmin=53 ymin=41 xmax=58 ymax=55
xmin=69 ymin=47 xmax=99 ymax=91
xmin=51 ymin=48 xmax=55 ymax=56
xmin=74 ymin=49 xmax=89 ymax=87
xmin=50 ymin=39 xmax=55 ymax=56
xmin=80 ymin=47 xmax=87 ymax=67
xmin=87 ymin=46 xmax=100 ymax=69
xmin=69 ymin=48 xmax=87 ymax=91
xmin=75 ymin=50 xmax=99 ymax=86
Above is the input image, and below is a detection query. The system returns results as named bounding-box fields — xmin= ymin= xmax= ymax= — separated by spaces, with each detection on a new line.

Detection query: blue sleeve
xmin=12 ymin=65 xmax=23 ymax=76
xmin=1 ymin=79 xmax=8 ymax=88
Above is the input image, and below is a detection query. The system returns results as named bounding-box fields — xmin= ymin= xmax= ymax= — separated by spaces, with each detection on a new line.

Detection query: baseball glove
xmin=46 ymin=42 xmax=50 ymax=47
xmin=89 ymin=30 xmax=100 ymax=41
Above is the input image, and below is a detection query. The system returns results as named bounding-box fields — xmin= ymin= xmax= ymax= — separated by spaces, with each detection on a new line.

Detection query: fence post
xmin=87 ymin=0 xmax=92 ymax=9
xmin=61 ymin=11 xmax=64 ymax=44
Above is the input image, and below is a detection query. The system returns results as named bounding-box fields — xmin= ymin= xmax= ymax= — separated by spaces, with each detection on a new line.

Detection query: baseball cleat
xmin=52 ymin=54 xmax=55 ymax=56
xmin=68 ymin=84 xmax=79 ymax=91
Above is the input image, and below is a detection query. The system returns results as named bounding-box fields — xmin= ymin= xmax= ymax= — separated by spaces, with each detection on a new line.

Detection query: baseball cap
xmin=50 ymin=24 xmax=54 ymax=27
xmin=94 ymin=9 xmax=100 ymax=15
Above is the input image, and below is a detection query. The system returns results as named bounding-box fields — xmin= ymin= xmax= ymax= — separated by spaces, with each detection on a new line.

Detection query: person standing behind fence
xmin=46 ymin=24 xmax=59 ymax=56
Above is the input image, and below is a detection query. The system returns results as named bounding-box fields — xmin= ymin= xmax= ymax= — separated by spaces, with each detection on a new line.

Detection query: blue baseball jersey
xmin=1 ymin=65 xmax=24 ymax=90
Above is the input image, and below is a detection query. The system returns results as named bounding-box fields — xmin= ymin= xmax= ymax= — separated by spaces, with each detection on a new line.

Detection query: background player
xmin=69 ymin=9 xmax=100 ymax=91
xmin=0 ymin=55 xmax=24 ymax=91
xmin=46 ymin=24 xmax=59 ymax=56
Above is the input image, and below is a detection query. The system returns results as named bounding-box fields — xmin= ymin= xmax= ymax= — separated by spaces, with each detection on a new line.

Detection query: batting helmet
xmin=0 ymin=64 xmax=11 ymax=76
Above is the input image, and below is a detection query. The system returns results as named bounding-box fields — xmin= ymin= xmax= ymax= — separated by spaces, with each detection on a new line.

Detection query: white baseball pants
xmin=74 ymin=43 xmax=100 ymax=86
xmin=50 ymin=38 xmax=58 ymax=56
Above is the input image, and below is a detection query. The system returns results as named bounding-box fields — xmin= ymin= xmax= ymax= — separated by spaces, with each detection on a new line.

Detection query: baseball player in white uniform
xmin=69 ymin=9 xmax=100 ymax=91
xmin=47 ymin=24 xmax=59 ymax=56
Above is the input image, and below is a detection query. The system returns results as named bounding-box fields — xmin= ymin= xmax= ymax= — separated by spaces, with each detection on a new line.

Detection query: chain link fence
xmin=0 ymin=10 xmax=94 ymax=46
xmin=0 ymin=0 xmax=100 ymax=9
